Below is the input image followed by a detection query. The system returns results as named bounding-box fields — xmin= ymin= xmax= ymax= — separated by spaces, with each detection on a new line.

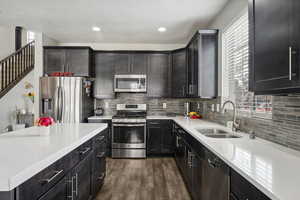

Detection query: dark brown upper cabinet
xmin=186 ymin=30 xmax=218 ymax=98
xmin=249 ymin=0 xmax=300 ymax=94
xmin=44 ymin=47 xmax=94 ymax=77
xmin=94 ymin=53 xmax=116 ymax=99
xmin=172 ymin=48 xmax=187 ymax=98
xmin=147 ymin=53 xmax=171 ymax=97
xmin=114 ymin=53 xmax=148 ymax=74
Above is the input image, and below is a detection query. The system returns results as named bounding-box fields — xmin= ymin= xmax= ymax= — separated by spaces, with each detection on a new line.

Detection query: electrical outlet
xmin=163 ymin=103 xmax=167 ymax=109
xmin=211 ymin=104 xmax=215 ymax=112
xmin=104 ymin=102 xmax=109 ymax=109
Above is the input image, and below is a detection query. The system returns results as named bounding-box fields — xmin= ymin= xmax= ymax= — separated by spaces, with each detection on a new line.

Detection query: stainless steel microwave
xmin=114 ymin=74 xmax=147 ymax=92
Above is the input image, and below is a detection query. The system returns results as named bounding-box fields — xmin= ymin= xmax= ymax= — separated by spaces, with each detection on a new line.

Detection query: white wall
xmin=0 ymin=25 xmax=15 ymax=60
xmin=0 ymin=71 xmax=34 ymax=132
xmin=208 ymin=0 xmax=248 ymax=96
xmin=58 ymin=43 xmax=185 ymax=51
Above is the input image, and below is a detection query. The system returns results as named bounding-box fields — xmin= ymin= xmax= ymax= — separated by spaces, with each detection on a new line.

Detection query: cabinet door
xmin=172 ymin=49 xmax=187 ymax=98
xmin=73 ymin=152 xmax=92 ymax=200
xmin=92 ymin=142 xmax=106 ymax=196
xmin=201 ymin=150 xmax=229 ymax=200
xmin=191 ymin=154 xmax=202 ymax=200
xmin=161 ymin=121 xmax=174 ymax=154
xmin=38 ymin=177 xmax=68 ymax=200
xmin=147 ymin=123 xmax=162 ymax=155
xmin=114 ymin=54 xmax=131 ymax=74
xmin=94 ymin=53 xmax=115 ymax=99
xmin=44 ymin=49 xmax=66 ymax=75
xmin=147 ymin=53 xmax=171 ymax=97
xmin=291 ymin=0 xmax=300 ymax=85
xmin=187 ymin=39 xmax=198 ymax=97
xmin=131 ymin=54 xmax=148 ymax=74
xmin=253 ymin=0 xmax=294 ymax=93
xmin=66 ymin=49 xmax=90 ymax=76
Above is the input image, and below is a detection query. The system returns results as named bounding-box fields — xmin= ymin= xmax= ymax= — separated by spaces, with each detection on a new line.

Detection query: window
xmin=27 ymin=31 xmax=35 ymax=43
xmin=222 ymin=11 xmax=272 ymax=118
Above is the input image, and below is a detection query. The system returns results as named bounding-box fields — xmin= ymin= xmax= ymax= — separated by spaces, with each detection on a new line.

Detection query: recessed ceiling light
xmin=92 ymin=26 xmax=101 ymax=32
xmin=158 ymin=27 xmax=167 ymax=32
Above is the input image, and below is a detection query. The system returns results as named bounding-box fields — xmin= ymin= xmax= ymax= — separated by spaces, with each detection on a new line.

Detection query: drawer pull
xmin=79 ymin=147 xmax=91 ymax=155
xmin=96 ymin=136 xmax=105 ymax=142
xmin=96 ymin=152 xmax=106 ymax=158
xmin=41 ymin=170 xmax=63 ymax=184
xmin=97 ymin=173 xmax=105 ymax=181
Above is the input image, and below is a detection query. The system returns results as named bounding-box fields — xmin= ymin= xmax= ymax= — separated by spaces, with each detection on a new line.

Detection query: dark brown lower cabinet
xmin=38 ymin=177 xmax=68 ymax=200
xmin=147 ymin=120 xmax=174 ymax=156
xmin=72 ymin=152 xmax=92 ymax=200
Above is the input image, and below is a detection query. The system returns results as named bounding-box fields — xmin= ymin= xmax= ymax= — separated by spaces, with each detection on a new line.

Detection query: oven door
xmin=114 ymin=75 xmax=147 ymax=92
xmin=112 ymin=123 xmax=146 ymax=148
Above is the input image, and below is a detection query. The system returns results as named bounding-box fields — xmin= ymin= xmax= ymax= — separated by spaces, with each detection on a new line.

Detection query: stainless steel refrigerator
xmin=40 ymin=77 xmax=94 ymax=123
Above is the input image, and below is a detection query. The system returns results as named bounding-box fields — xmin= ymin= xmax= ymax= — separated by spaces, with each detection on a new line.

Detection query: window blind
xmin=222 ymin=12 xmax=272 ymax=118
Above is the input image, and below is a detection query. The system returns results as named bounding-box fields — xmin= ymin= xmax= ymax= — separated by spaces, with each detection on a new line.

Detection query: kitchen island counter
xmin=0 ymin=123 xmax=107 ymax=191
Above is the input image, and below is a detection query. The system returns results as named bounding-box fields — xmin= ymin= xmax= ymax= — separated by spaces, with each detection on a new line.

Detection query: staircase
xmin=0 ymin=41 xmax=35 ymax=98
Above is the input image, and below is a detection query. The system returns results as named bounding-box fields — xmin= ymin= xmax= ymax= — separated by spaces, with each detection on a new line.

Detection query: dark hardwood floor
xmin=96 ymin=158 xmax=191 ymax=200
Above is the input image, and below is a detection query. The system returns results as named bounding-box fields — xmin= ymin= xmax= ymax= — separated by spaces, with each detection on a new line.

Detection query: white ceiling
xmin=0 ymin=0 xmax=229 ymax=44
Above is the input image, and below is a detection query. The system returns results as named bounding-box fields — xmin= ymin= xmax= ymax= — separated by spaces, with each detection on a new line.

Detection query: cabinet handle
xmin=149 ymin=122 xmax=160 ymax=125
xmin=96 ymin=136 xmax=105 ymax=142
xmin=96 ymin=152 xmax=106 ymax=158
xmin=79 ymin=147 xmax=91 ymax=155
xmin=182 ymin=86 xmax=185 ymax=96
xmin=97 ymin=173 xmax=105 ymax=181
xmin=75 ymin=173 xmax=78 ymax=196
xmin=40 ymin=169 xmax=63 ymax=184
xmin=67 ymin=177 xmax=74 ymax=200
xmin=289 ymin=46 xmax=292 ymax=80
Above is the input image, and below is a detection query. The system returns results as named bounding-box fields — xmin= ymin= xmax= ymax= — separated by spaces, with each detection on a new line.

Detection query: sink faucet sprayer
xmin=221 ymin=100 xmax=240 ymax=132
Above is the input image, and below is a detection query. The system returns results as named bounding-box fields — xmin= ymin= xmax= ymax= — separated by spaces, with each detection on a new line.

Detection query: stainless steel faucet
xmin=221 ymin=100 xmax=240 ymax=132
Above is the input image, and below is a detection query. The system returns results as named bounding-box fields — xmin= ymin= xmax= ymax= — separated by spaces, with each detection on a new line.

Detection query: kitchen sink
xmin=196 ymin=128 xmax=230 ymax=134
xmin=205 ymin=134 xmax=241 ymax=138
xmin=196 ymin=128 xmax=241 ymax=139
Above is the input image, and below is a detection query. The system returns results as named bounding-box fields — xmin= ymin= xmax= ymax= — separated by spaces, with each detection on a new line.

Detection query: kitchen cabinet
xmin=147 ymin=120 xmax=174 ymax=155
xmin=186 ymin=30 xmax=218 ymax=98
xmin=147 ymin=53 xmax=171 ymax=97
xmin=131 ymin=54 xmax=148 ymax=74
xmin=171 ymin=48 xmax=187 ymax=98
xmin=249 ymin=0 xmax=300 ymax=94
xmin=94 ymin=53 xmax=116 ymax=99
xmin=44 ymin=47 xmax=94 ymax=77
xmin=114 ymin=53 xmax=148 ymax=74
xmin=230 ymin=169 xmax=270 ymax=200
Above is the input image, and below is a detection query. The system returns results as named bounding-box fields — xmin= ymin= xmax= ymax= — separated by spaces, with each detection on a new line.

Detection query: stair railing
xmin=0 ymin=41 xmax=35 ymax=98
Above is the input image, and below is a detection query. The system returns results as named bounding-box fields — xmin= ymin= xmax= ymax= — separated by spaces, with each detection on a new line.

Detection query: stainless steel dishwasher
xmin=202 ymin=149 xmax=230 ymax=200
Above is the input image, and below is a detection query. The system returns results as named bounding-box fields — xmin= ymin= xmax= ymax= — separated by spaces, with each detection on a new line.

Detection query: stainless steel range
xmin=112 ymin=104 xmax=147 ymax=158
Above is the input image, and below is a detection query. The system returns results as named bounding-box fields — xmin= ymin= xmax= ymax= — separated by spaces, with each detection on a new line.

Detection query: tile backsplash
xmin=96 ymin=93 xmax=300 ymax=152
xmin=191 ymin=95 xmax=300 ymax=152
xmin=95 ymin=93 xmax=198 ymax=116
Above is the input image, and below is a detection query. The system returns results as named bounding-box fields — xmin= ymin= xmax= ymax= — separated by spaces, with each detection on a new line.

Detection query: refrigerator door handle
xmin=54 ymin=87 xmax=60 ymax=122
xmin=60 ymin=87 xmax=65 ymax=123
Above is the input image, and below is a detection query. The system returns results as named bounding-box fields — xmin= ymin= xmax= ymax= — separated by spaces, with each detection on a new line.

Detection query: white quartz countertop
xmin=171 ymin=117 xmax=300 ymax=200
xmin=0 ymin=123 xmax=107 ymax=191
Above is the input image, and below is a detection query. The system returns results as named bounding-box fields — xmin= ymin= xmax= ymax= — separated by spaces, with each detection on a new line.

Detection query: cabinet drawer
xmin=231 ymin=170 xmax=270 ymax=200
